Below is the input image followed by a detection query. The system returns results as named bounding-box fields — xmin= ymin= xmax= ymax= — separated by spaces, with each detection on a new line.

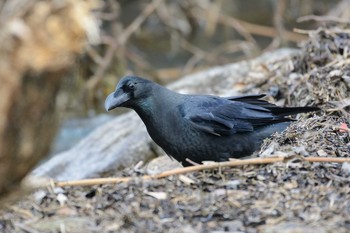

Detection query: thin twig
xmin=210 ymin=11 xmax=258 ymax=46
xmin=297 ymin=15 xmax=350 ymax=24
xmin=118 ymin=0 xmax=162 ymax=45
xmin=85 ymin=0 xmax=162 ymax=89
xmin=180 ymin=38 xmax=254 ymax=74
xmin=200 ymin=8 xmax=307 ymax=43
xmin=237 ymin=19 xmax=307 ymax=42
xmin=293 ymin=28 xmax=316 ymax=34
xmin=55 ymin=156 xmax=350 ymax=187
xmin=267 ymin=0 xmax=287 ymax=50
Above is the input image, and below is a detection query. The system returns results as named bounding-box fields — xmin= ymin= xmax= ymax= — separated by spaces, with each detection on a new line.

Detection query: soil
xmin=1 ymin=26 xmax=350 ymax=233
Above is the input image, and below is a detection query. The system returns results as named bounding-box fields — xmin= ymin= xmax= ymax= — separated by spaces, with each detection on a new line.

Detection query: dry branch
xmin=84 ymin=0 xmax=162 ymax=93
xmin=55 ymin=156 xmax=350 ymax=187
xmin=297 ymin=15 xmax=350 ymax=24
xmin=192 ymin=7 xmax=307 ymax=43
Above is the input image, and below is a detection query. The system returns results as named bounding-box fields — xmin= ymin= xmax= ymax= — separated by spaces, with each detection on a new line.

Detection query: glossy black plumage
xmin=105 ymin=75 xmax=319 ymax=166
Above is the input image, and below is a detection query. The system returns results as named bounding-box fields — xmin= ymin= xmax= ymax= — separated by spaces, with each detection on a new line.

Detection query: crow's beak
xmin=104 ymin=89 xmax=129 ymax=111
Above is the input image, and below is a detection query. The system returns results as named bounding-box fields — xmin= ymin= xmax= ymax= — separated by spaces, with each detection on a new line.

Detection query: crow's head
xmin=105 ymin=75 xmax=153 ymax=111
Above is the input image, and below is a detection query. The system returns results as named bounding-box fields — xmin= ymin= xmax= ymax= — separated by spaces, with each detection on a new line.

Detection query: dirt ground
xmin=1 ymin=26 xmax=350 ymax=233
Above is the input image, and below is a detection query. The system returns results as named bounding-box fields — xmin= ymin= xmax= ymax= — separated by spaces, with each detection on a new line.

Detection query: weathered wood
xmin=0 ymin=0 xmax=98 ymax=200
xmin=32 ymin=48 xmax=298 ymax=181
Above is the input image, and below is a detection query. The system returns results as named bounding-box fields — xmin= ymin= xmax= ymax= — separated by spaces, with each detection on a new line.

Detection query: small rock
xmin=144 ymin=191 xmax=167 ymax=200
xmin=341 ymin=162 xmax=350 ymax=174
xmin=53 ymin=187 xmax=65 ymax=194
xmin=317 ymin=149 xmax=327 ymax=157
xmin=293 ymin=146 xmax=309 ymax=156
xmin=212 ymin=189 xmax=227 ymax=196
xmin=179 ymin=175 xmax=196 ymax=185
xmin=260 ymin=142 xmax=277 ymax=157
xmin=341 ymin=75 xmax=350 ymax=85
xmin=33 ymin=190 xmax=47 ymax=204
xmin=56 ymin=193 xmax=68 ymax=206
xmin=328 ymin=69 xmax=343 ymax=78
xmin=268 ymin=86 xmax=280 ymax=98
xmin=221 ymin=220 xmax=244 ymax=232
xmin=225 ymin=180 xmax=240 ymax=189
xmin=146 ymin=155 xmax=181 ymax=175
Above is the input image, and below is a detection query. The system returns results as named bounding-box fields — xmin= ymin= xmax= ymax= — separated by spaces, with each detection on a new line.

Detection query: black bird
xmin=105 ymin=75 xmax=319 ymax=166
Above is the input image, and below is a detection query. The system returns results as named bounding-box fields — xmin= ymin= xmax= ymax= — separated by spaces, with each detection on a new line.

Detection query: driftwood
xmin=32 ymin=48 xmax=298 ymax=181
xmin=0 ymin=0 xmax=98 ymax=201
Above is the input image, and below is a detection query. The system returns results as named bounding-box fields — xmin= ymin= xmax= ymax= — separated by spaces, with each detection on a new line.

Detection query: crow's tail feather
xmin=227 ymin=94 xmax=320 ymax=116
xmin=268 ymin=106 xmax=320 ymax=117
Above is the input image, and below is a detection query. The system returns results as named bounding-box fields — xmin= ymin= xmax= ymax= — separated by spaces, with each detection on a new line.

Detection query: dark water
xmin=50 ymin=114 xmax=113 ymax=156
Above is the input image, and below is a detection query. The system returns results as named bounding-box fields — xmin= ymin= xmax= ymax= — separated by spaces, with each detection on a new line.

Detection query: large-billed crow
xmin=105 ymin=75 xmax=319 ymax=166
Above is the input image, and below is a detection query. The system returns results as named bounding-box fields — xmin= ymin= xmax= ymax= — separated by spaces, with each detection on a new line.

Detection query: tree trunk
xmin=0 ymin=0 xmax=99 ymax=201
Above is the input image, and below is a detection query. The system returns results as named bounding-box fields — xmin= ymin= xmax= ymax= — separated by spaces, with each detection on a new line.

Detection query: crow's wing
xmin=182 ymin=95 xmax=291 ymax=136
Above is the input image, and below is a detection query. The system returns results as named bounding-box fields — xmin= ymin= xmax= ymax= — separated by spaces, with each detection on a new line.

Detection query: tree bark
xmin=0 ymin=0 xmax=98 ymax=201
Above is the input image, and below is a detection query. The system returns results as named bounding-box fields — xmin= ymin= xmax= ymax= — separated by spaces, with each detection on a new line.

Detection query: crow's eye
xmin=128 ymin=83 xmax=135 ymax=90
xmin=123 ymin=82 xmax=135 ymax=91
